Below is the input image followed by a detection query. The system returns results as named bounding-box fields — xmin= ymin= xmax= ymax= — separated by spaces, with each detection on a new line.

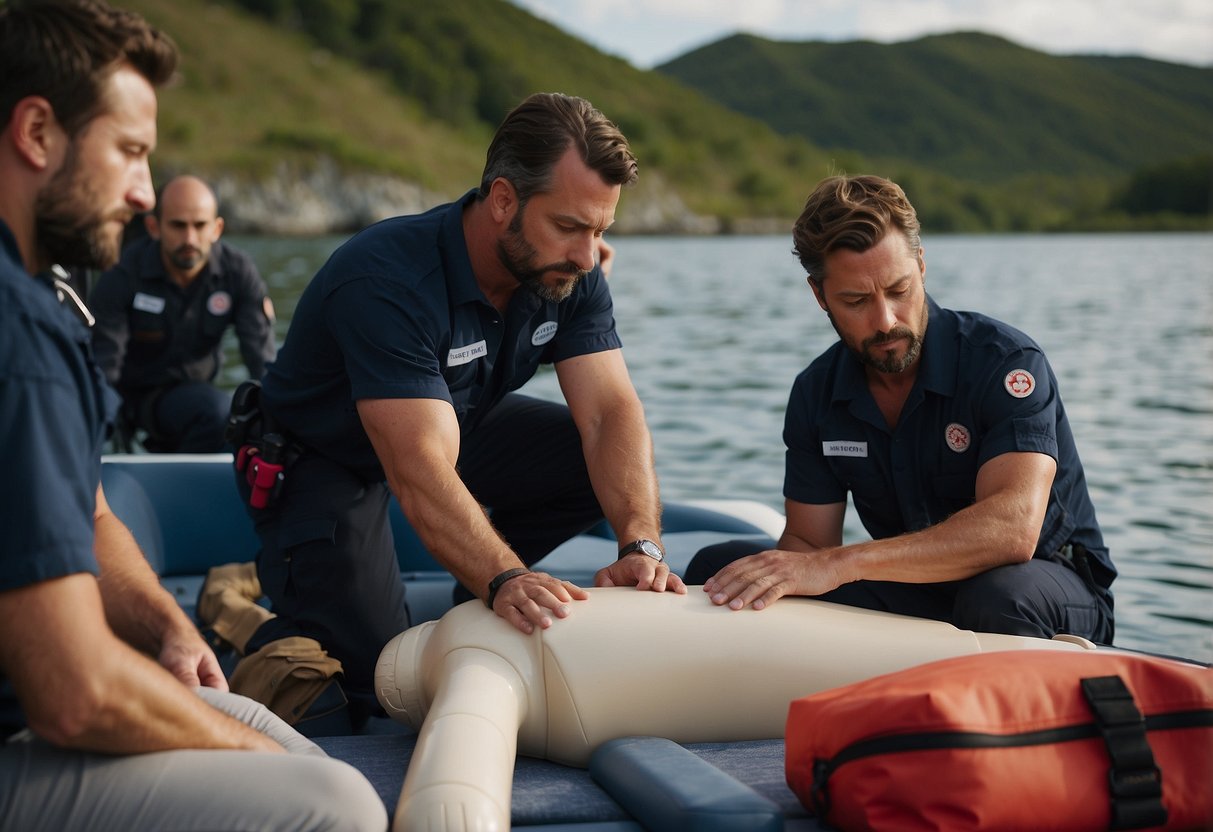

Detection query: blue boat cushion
xmin=99 ymin=465 xmax=165 ymax=574
xmin=589 ymin=736 xmax=783 ymax=832
xmin=101 ymin=457 xmax=260 ymax=576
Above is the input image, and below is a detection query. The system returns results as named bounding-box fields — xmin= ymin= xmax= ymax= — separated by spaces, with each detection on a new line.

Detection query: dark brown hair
xmin=0 ymin=0 xmax=178 ymax=138
xmin=478 ymin=92 xmax=638 ymax=204
xmin=793 ymin=175 xmax=921 ymax=288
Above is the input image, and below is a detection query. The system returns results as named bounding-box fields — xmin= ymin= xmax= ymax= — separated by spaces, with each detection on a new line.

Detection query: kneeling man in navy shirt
xmin=237 ymin=93 xmax=683 ymax=721
xmin=687 ymin=175 xmax=1115 ymax=643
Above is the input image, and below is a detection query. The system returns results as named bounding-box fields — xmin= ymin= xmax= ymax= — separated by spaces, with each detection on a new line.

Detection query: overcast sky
xmin=508 ymin=0 xmax=1213 ymax=69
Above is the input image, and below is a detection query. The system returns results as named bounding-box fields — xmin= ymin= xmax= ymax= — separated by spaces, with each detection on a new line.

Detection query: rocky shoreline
xmin=207 ymin=159 xmax=788 ymax=237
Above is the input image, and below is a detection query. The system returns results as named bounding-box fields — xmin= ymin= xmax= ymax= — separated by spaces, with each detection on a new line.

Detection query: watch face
xmin=639 ymin=540 xmax=663 ymax=560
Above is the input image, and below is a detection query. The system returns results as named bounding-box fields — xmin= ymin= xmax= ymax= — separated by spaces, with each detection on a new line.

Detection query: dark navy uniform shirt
xmin=784 ymin=295 xmax=1115 ymax=590
xmin=90 ymin=237 xmax=275 ymax=394
xmin=262 ymin=190 xmax=622 ymax=482
xmin=0 ymin=220 xmax=117 ymax=733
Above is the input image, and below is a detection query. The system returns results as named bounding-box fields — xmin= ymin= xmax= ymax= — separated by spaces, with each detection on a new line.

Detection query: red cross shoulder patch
xmin=1004 ymin=368 xmax=1035 ymax=399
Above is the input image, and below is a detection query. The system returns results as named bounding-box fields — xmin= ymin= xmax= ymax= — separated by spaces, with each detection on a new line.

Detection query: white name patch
xmin=447 ymin=340 xmax=487 ymax=367
xmin=132 ymin=292 xmax=165 ymax=314
xmin=823 ymin=440 xmax=868 ymax=458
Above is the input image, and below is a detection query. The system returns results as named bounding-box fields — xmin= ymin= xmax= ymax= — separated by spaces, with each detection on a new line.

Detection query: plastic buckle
xmin=1107 ymin=765 xmax=1162 ymax=800
xmin=235 ymin=443 xmax=258 ymax=473
xmin=245 ymin=456 xmax=284 ymax=509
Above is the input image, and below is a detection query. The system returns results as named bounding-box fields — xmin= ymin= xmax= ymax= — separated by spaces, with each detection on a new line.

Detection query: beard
xmin=167 ymin=245 xmax=205 ymax=272
xmin=827 ymin=302 xmax=928 ymax=375
xmin=33 ymin=147 xmax=129 ymax=271
xmin=497 ymin=210 xmax=586 ymax=303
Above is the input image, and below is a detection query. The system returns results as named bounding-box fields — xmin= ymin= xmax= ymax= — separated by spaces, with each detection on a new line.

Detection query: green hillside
xmin=113 ymin=1 xmax=1209 ymax=231
xmin=116 ymin=0 xmax=848 ymax=227
xmin=657 ymin=32 xmax=1213 ymax=216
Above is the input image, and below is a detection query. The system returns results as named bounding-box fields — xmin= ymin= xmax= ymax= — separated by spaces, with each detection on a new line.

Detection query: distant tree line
xmin=1112 ymin=156 xmax=1212 ymax=217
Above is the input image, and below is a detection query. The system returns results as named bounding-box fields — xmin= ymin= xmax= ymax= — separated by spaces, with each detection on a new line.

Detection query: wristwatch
xmin=617 ymin=539 xmax=664 ymax=563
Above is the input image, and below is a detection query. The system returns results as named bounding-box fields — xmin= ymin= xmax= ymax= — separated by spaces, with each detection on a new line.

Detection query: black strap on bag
xmin=1081 ymin=675 xmax=1168 ymax=830
xmin=225 ymin=379 xmax=264 ymax=449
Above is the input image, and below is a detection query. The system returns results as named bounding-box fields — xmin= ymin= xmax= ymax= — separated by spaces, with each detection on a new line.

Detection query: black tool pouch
xmin=225 ymin=379 xmax=263 ymax=449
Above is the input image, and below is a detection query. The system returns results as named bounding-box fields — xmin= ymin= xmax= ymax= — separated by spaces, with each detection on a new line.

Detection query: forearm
xmin=0 ymin=576 xmax=280 ymax=755
xmin=388 ymin=456 xmax=522 ymax=602
xmin=234 ymin=271 xmax=276 ymax=377
xmin=63 ymin=637 xmax=281 ymax=754
xmin=580 ymin=397 xmax=662 ymax=543
xmin=828 ymin=492 xmax=1040 ymax=585
xmin=709 ymin=456 xmax=1054 ymax=611
xmin=236 ymin=328 xmax=274 ymax=379
xmin=93 ymin=501 xmax=192 ymax=654
xmin=359 ymin=398 xmax=523 ymax=601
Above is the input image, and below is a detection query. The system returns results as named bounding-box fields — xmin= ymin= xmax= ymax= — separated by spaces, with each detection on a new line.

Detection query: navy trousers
xmin=685 ymin=538 xmax=1115 ymax=644
xmin=129 ymin=381 xmax=230 ymax=452
xmin=238 ymin=394 xmax=603 ymax=715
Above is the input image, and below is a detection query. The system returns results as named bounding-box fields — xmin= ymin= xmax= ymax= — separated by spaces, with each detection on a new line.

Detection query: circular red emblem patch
xmin=1004 ymin=369 xmax=1035 ymax=399
xmin=945 ymin=422 xmax=971 ymax=453
xmin=206 ymin=290 xmax=232 ymax=316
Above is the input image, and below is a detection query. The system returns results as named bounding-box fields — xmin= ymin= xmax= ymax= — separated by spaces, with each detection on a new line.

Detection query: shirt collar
xmin=917 ymin=294 xmax=957 ymax=397
xmin=830 ymin=293 xmax=953 ymax=402
xmin=0 ymin=220 xmax=22 ymax=273
xmin=442 ymin=189 xmax=489 ymax=307
xmin=441 ymin=189 xmax=550 ymax=319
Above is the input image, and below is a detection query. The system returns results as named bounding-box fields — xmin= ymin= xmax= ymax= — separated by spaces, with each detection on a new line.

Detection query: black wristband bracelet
xmin=486 ymin=567 xmax=531 ymax=609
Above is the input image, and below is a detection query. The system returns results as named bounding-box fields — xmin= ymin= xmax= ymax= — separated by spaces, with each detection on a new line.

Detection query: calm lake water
xmin=225 ymin=231 xmax=1213 ymax=662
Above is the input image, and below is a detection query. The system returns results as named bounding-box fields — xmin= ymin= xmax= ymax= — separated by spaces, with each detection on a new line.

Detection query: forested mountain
xmin=657 ymin=32 xmax=1211 ymax=182
xmin=115 ymin=0 xmax=1210 ymax=232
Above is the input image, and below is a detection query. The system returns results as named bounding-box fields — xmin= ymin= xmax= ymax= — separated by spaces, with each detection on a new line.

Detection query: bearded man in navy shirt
xmin=688 ymin=175 xmax=1115 ymax=643
xmin=237 ymin=93 xmax=683 ymax=720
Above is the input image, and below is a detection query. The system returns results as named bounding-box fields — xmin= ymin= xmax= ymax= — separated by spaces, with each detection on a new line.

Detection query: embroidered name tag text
xmin=132 ymin=292 xmax=165 ymax=314
xmin=447 ymin=340 xmax=487 ymax=367
xmin=823 ymin=440 xmax=868 ymax=458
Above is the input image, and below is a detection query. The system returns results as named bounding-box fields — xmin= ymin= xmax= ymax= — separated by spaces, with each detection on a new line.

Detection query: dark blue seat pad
xmin=314 ymin=733 xmax=814 ymax=827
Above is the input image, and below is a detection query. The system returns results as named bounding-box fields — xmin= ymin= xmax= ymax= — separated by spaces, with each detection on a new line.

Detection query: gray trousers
xmin=0 ymin=687 xmax=387 ymax=831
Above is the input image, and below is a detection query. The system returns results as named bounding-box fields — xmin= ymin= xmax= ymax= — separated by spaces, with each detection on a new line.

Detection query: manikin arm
xmin=382 ymin=643 xmax=527 ymax=832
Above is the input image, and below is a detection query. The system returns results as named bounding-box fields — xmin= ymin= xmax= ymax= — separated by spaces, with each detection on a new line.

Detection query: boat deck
xmin=100 ymin=454 xmax=826 ymax=829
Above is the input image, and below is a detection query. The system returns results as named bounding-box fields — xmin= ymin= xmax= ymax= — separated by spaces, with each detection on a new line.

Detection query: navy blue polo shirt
xmin=90 ymin=237 xmax=275 ymax=392
xmin=784 ymin=295 xmax=1115 ymax=589
xmin=262 ymin=190 xmax=621 ymax=481
xmin=1 ymin=220 xmax=116 ymax=733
